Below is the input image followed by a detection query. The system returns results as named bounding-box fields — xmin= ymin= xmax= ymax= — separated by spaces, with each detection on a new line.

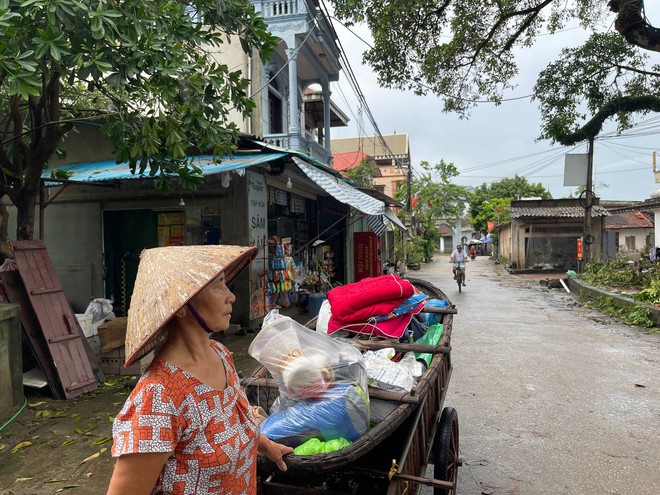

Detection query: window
xmin=268 ymin=89 xmax=283 ymax=134
xmin=625 ymin=235 xmax=636 ymax=251
xmin=268 ymin=75 xmax=283 ymax=134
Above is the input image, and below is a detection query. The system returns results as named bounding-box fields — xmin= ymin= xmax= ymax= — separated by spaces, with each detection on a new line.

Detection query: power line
xmin=320 ymin=1 xmax=409 ymax=175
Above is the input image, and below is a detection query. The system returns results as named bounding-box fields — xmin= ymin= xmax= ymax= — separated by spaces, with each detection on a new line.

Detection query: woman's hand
xmin=258 ymin=435 xmax=294 ymax=471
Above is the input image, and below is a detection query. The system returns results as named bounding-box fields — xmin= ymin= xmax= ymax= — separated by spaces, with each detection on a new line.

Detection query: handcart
xmin=243 ymin=277 xmax=460 ymax=494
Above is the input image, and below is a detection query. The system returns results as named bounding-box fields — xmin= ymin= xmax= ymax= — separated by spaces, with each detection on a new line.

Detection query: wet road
xmin=416 ymin=255 xmax=660 ymax=495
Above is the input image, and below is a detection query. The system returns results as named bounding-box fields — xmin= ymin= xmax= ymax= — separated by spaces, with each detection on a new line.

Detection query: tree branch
xmin=610 ymin=0 xmax=660 ymax=52
xmin=471 ymin=0 xmax=554 ymax=66
xmin=614 ymin=63 xmax=660 ymax=78
xmin=552 ymin=94 xmax=660 ymax=145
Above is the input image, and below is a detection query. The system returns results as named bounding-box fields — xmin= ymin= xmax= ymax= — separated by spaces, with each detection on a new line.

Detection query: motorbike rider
xmin=450 ymin=245 xmax=468 ymax=286
xmin=469 ymin=247 xmax=477 ymax=259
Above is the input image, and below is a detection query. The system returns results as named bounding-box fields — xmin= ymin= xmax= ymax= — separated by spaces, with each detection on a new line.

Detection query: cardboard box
xmin=98 ymin=317 xmax=127 ymax=353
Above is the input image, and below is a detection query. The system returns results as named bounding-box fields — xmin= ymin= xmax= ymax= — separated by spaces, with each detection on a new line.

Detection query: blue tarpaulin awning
xmin=41 ymin=153 xmax=288 ymax=185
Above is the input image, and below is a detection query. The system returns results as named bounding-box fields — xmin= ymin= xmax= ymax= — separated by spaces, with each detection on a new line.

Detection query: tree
xmin=329 ymin=0 xmax=658 ymax=115
xmin=396 ymin=160 xmax=468 ymax=221
xmin=343 ymin=158 xmax=376 ymax=188
xmin=468 ymin=175 xmax=551 ymax=234
xmin=396 ymin=160 xmax=468 ymax=261
xmin=534 ymin=32 xmax=660 ymax=145
xmin=0 ymin=0 xmax=276 ymax=240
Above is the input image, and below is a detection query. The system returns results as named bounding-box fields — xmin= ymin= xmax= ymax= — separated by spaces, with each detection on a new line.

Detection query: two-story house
xmin=330 ymin=134 xmax=410 ymax=198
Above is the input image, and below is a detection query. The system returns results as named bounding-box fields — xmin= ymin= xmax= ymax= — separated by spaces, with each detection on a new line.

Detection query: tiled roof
xmin=330 ymin=134 xmax=409 ymax=158
xmin=605 ymin=211 xmax=654 ymax=229
xmin=437 ymin=224 xmax=453 ymax=235
xmin=510 ymin=205 xmax=610 ymax=218
xmin=332 ymin=151 xmax=369 ymax=172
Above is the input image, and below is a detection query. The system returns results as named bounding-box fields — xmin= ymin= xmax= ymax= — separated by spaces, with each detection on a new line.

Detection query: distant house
xmin=330 ymin=134 xmax=409 ymax=198
xmin=498 ymin=199 xmax=609 ymax=269
xmin=331 ymin=151 xmax=381 ymax=178
xmin=605 ymin=211 xmax=653 ymax=253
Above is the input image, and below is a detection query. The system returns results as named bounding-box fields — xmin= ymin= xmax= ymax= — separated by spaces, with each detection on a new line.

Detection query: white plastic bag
xmin=315 ymin=299 xmax=332 ymax=334
xmin=363 ymin=351 xmax=415 ymax=393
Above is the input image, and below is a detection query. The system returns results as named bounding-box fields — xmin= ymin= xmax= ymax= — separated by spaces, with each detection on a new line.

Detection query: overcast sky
xmin=327 ymin=5 xmax=660 ymax=202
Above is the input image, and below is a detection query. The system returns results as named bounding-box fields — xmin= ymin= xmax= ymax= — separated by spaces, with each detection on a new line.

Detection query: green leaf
xmin=91 ymin=436 xmax=111 ymax=446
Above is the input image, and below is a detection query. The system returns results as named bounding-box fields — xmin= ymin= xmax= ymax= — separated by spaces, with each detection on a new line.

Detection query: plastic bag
xmin=250 ymin=310 xmax=367 ymax=401
xmin=260 ymin=383 xmax=369 ymax=446
xmin=85 ymin=298 xmax=114 ymax=324
xmin=414 ymin=323 xmax=444 ymax=368
xmin=399 ymin=352 xmax=425 ymax=379
xmin=420 ymin=298 xmax=450 ymax=327
xmin=315 ymin=299 xmax=332 ymax=334
xmin=363 ymin=350 xmax=414 ymax=393
xmin=294 ymin=437 xmax=351 ymax=455
xmin=249 ymin=311 xmax=369 ymax=446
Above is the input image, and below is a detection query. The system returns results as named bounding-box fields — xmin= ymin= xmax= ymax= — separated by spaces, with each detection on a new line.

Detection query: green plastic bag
xmin=293 ymin=437 xmax=351 ymax=455
xmin=414 ymin=323 xmax=444 ymax=367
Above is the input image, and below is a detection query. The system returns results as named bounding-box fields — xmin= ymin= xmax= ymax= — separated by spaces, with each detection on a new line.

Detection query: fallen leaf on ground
xmin=92 ymin=437 xmax=111 ymax=446
xmin=44 ymin=478 xmax=69 ymax=483
xmin=16 ymin=477 xmax=34 ymax=482
xmin=61 ymin=439 xmax=77 ymax=447
xmin=28 ymin=401 xmax=47 ymax=408
xmin=11 ymin=441 xmax=32 ymax=453
xmin=55 ymin=485 xmax=81 ymax=492
xmin=80 ymin=447 xmax=107 ymax=464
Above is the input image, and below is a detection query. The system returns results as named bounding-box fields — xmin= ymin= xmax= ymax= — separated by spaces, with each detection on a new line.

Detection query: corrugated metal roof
xmin=292 ymin=156 xmax=385 ymax=216
xmin=510 ymin=205 xmax=610 ymax=218
xmin=605 ymin=211 xmax=654 ymax=229
xmin=41 ymin=153 xmax=287 ymax=185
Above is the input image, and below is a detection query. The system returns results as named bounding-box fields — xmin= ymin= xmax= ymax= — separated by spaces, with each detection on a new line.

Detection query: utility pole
xmin=582 ymin=135 xmax=595 ymax=262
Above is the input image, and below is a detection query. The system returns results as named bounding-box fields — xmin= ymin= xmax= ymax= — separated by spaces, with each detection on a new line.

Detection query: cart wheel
xmin=433 ymin=407 xmax=459 ymax=495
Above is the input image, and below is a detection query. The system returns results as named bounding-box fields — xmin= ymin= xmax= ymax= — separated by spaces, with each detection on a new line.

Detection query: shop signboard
xmin=248 ymin=171 xmax=268 ymax=319
xmin=354 ymin=231 xmax=381 ymax=282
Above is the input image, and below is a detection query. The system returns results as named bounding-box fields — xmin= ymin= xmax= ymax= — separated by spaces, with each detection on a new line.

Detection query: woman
xmin=107 ymin=245 xmax=293 ymax=495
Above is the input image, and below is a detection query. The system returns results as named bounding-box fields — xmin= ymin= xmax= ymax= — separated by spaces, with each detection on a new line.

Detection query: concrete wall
xmin=44 ymin=203 xmax=103 ymax=312
xmin=610 ymin=228 xmax=652 ymax=253
xmin=49 ymin=125 xmax=115 ymax=167
xmin=498 ymin=223 xmax=512 ymax=263
xmin=0 ymin=304 xmax=22 ymax=420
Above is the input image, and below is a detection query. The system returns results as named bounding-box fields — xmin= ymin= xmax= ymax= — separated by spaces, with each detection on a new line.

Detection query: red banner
xmin=486 ymin=221 xmax=495 ymax=233
xmin=411 ymin=196 xmax=418 ymax=208
xmin=577 ymin=238 xmax=583 ymax=261
xmin=354 ymin=232 xmax=381 ymax=282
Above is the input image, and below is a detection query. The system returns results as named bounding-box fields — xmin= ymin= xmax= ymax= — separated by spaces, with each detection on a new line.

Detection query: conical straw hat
xmin=124 ymin=244 xmax=258 ymax=366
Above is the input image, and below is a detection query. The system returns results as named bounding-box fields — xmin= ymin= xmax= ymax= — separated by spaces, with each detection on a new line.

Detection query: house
xmin=245 ymin=0 xmax=350 ymax=164
xmin=6 ymin=126 xmax=406 ymax=327
xmin=330 ymin=134 xmax=410 ymax=198
xmin=604 ymin=211 xmax=653 ymax=254
xmin=497 ymin=199 xmax=609 ymax=269
xmin=331 ymin=151 xmax=379 ymax=175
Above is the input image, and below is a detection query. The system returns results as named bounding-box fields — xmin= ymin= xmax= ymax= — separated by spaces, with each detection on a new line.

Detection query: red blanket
xmin=327 ymin=274 xmax=414 ymax=325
